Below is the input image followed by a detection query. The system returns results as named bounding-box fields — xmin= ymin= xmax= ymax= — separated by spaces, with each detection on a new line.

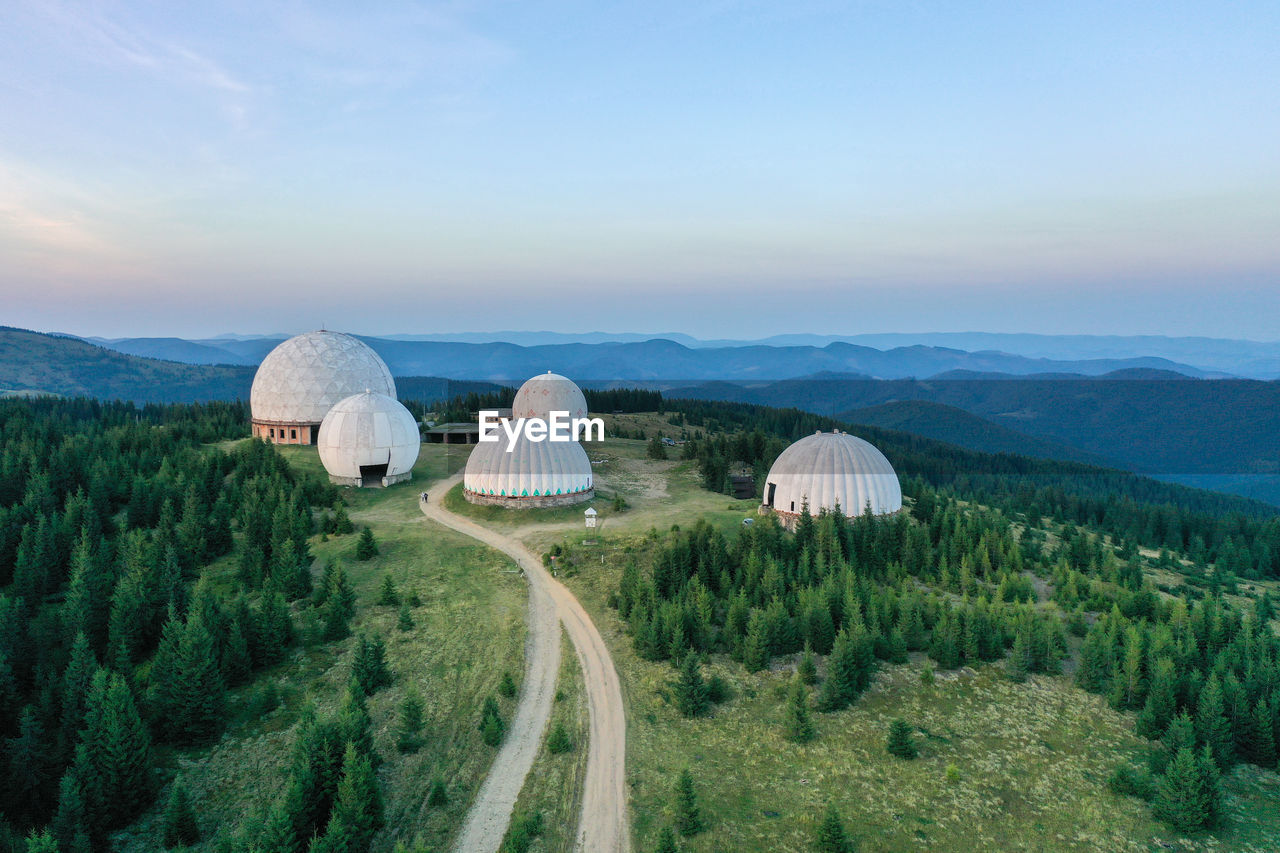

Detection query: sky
xmin=2 ymin=0 xmax=1279 ymax=340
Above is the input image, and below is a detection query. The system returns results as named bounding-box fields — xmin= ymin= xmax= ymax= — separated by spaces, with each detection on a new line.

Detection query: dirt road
xmin=421 ymin=477 xmax=630 ymax=853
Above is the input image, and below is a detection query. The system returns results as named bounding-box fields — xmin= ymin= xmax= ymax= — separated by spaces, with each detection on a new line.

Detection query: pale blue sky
xmin=2 ymin=1 xmax=1278 ymax=339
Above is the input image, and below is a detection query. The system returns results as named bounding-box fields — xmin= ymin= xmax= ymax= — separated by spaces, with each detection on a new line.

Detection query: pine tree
xmin=397 ymin=603 xmax=415 ymax=632
xmin=547 ymin=720 xmax=573 ymax=754
xmin=24 ymin=829 xmax=58 ymax=853
xmin=163 ymin=779 xmax=201 ymax=847
xmin=741 ymin=610 xmax=769 ymax=672
xmin=326 ymin=743 xmax=384 ymax=849
xmin=673 ymin=654 xmax=709 ymax=718
xmin=1240 ymin=698 xmax=1277 ymax=769
xmin=480 ymin=696 xmax=505 ymax=747
xmin=785 ymin=677 xmax=816 ymax=743
xmin=819 ymin=624 xmax=872 ymax=712
xmin=1005 ymin=630 xmax=1030 ymax=683
xmin=798 ymin=642 xmax=818 ymax=685
xmin=378 ymin=575 xmax=400 ymax=606
xmin=815 ymin=802 xmax=855 ymax=853
xmin=1196 ymin=675 xmax=1234 ymax=770
xmin=887 ymin=627 xmax=908 ymax=664
xmin=5 ymin=705 xmax=52 ymax=822
xmin=499 ymin=671 xmax=518 ymax=699
xmin=356 ymin=527 xmax=378 ymax=561
xmin=52 ymin=771 xmax=91 ymax=853
xmin=428 ymin=776 xmax=448 ymax=807
xmin=1136 ymin=657 xmax=1177 ymax=740
xmin=673 ymin=769 xmax=704 ymax=836
xmin=75 ymin=669 xmax=154 ymax=834
xmin=397 ymin=689 xmax=425 ymax=754
xmin=333 ymin=505 xmax=354 ymax=535
xmin=886 ymin=718 xmax=918 ymax=759
xmin=352 ymin=634 xmax=393 ymax=696
xmin=1153 ymin=747 xmax=1212 ymax=834
xmin=654 ymin=824 xmax=679 ymax=853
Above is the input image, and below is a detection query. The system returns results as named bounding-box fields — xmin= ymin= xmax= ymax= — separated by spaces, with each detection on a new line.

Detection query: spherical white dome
xmin=251 ymin=331 xmax=395 ymax=425
xmin=318 ymin=391 xmax=420 ymax=480
xmin=511 ymin=372 xmax=588 ymax=421
xmin=464 ymin=434 xmax=593 ymax=499
xmin=763 ymin=431 xmax=901 ymax=517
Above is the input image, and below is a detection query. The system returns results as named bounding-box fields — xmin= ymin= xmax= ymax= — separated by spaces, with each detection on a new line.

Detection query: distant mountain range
xmin=7 ymin=325 xmax=1280 ymax=506
xmin=74 ymin=332 xmax=1230 ymax=381
xmin=80 ymin=330 xmax=1280 ymax=378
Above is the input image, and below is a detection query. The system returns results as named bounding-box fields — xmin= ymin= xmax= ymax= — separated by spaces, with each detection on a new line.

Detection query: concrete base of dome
xmin=330 ymin=471 xmax=413 ymax=488
xmin=252 ymin=420 xmax=318 ymax=445
xmin=464 ymin=488 xmax=594 ymax=508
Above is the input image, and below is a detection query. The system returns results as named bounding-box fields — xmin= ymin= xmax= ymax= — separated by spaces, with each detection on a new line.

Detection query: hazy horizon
xmin=4 ymin=1 xmax=1278 ymax=340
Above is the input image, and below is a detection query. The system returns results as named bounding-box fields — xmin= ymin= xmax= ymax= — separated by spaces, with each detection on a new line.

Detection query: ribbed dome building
xmin=463 ymin=433 xmax=594 ymax=507
xmin=250 ymin=331 xmax=396 ymax=444
xmin=511 ymin=371 xmax=588 ymax=421
xmin=317 ymin=391 xmax=420 ymax=487
xmin=760 ymin=430 xmax=901 ymax=526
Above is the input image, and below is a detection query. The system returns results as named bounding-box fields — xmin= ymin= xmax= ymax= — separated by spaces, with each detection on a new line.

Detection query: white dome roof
xmin=251 ymin=331 xmax=395 ymax=425
xmin=511 ymin=372 xmax=588 ymax=421
xmin=464 ymin=434 xmax=593 ymax=499
xmin=763 ymin=431 xmax=901 ymax=517
xmin=318 ymin=391 xmax=420 ymax=480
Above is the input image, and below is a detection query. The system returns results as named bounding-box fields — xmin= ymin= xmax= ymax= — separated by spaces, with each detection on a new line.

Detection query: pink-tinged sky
xmin=2 ymin=1 xmax=1278 ymax=340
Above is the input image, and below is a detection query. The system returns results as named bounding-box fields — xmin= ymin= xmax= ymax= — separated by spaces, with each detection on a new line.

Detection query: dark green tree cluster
xmin=0 ymin=398 xmax=325 ymax=839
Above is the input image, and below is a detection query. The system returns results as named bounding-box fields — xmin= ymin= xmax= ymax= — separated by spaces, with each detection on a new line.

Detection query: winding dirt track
xmin=421 ymin=475 xmax=630 ymax=853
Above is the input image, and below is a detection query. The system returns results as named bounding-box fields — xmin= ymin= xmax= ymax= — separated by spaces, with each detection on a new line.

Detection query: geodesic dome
xmin=463 ymin=433 xmax=593 ymax=502
xmin=251 ymin=331 xmax=395 ymax=426
xmin=318 ymin=391 xmax=420 ymax=484
xmin=762 ymin=430 xmax=901 ymax=518
xmin=511 ymin=372 xmax=588 ymax=421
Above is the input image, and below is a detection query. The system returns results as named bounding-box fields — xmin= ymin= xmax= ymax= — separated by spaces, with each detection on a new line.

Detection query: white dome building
xmin=511 ymin=372 xmax=588 ymax=422
xmin=463 ymin=433 xmax=594 ymax=507
xmin=317 ymin=391 xmax=420 ymax=487
xmin=761 ymin=430 xmax=901 ymax=526
xmin=250 ymin=331 xmax=396 ymax=444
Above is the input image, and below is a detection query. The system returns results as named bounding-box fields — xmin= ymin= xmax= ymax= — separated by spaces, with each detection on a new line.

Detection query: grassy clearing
xmin=121 ymin=443 xmax=526 ymax=852
xmin=500 ymin=628 xmax=591 ymax=853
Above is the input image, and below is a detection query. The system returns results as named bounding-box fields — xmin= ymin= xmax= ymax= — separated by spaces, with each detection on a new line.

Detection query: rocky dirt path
xmin=420 ymin=475 xmax=629 ymax=853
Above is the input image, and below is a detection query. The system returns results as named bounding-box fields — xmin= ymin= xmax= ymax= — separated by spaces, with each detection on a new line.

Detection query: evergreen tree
xmin=377 ymin=575 xmax=400 ymax=606
xmin=52 ymin=771 xmax=90 ymax=853
xmin=162 ymin=779 xmax=201 ymax=847
xmin=673 ymin=769 xmax=704 ymax=837
xmin=325 ymin=743 xmax=384 ymax=849
xmin=75 ymin=669 xmax=154 ymax=835
xmin=1196 ymin=676 xmax=1234 ymax=770
xmin=333 ymin=505 xmax=354 ymax=535
xmin=1239 ymin=698 xmax=1277 ymax=769
xmin=355 ymin=527 xmax=379 ymax=561
xmin=428 ymin=776 xmax=448 ymax=807
xmin=396 ymin=689 xmax=425 ymax=754
xmin=1153 ymin=747 xmax=1213 ymax=834
xmin=785 ymin=677 xmax=816 ymax=743
xmin=397 ymin=603 xmax=415 ymax=632
xmin=499 ymin=671 xmax=518 ymax=699
xmin=654 ymin=825 xmax=679 ymax=853
xmin=547 ymin=720 xmax=573 ymax=754
xmin=815 ymin=802 xmax=855 ymax=853
xmin=5 ymin=705 xmax=53 ymax=823
xmin=673 ymin=654 xmax=709 ymax=718
xmin=1136 ymin=658 xmax=1177 ymax=740
xmin=480 ymin=696 xmax=505 ymax=747
xmin=741 ymin=610 xmax=769 ymax=672
xmin=818 ymin=624 xmax=873 ymax=712
xmin=24 ymin=828 xmax=58 ymax=853
xmin=798 ymin=642 xmax=818 ymax=685
xmin=351 ymin=634 xmax=393 ymax=696
xmin=886 ymin=718 xmax=918 ymax=759
xmin=1005 ymin=631 xmax=1030 ymax=683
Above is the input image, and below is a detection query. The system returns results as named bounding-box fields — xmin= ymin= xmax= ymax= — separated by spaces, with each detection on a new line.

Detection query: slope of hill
xmin=844 ymin=400 xmax=1119 ymax=467
xmin=81 ymin=332 xmax=1221 ymax=381
xmin=668 ymin=376 xmax=1280 ymax=478
xmin=0 ymin=327 xmax=254 ymax=403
